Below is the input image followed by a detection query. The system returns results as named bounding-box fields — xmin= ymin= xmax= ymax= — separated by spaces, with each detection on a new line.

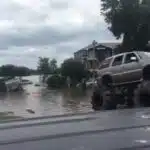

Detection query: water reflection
xmin=0 ymin=76 xmax=93 ymax=117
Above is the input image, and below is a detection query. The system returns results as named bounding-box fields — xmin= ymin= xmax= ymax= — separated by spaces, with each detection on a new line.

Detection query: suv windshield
xmin=99 ymin=58 xmax=112 ymax=69
xmin=112 ymin=55 xmax=123 ymax=66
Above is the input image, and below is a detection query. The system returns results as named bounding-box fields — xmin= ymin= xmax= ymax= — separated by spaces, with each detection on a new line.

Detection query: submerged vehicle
xmin=0 ymin=77 xmax=22 ymax=92
xmin=21 ymin=79 xmax=33 ymax=85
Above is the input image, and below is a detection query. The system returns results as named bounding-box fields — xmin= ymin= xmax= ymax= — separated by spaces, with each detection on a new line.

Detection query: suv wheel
xmin=102 ymin=75 xmax=112 ymax=86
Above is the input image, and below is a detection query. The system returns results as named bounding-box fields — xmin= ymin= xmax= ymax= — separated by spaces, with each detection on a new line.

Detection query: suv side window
xmin=124 ymin=53 xmax=138 ymax=64
xmin=99 ymin=58 xmax=112 ymax=69
xmin=112 ymin=55 xmax=123 ymax=66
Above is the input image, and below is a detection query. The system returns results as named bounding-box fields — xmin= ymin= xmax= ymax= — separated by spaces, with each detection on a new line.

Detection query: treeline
xmin=37 ymin=57 xmax=89 ymax=81
xmin=37 ymin=57 xmax=58 ymax=74
xmin=37 ymin=57 xmax=93 ymax=88
xmin=0 ymin=64 xmax=38 ymax=77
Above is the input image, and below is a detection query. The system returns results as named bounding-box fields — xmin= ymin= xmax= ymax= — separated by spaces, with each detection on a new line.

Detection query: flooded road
xmin=0 ymin=76 xmax=93 ymax=118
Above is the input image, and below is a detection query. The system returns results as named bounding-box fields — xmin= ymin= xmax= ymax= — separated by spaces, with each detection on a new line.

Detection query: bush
xmin=47 ymin=75 xmax=65 ymax=88
xmin=61 ymin=59 xmax=87 ymax=83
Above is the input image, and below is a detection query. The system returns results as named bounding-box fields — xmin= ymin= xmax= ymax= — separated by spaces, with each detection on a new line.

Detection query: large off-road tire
xmin=91 ymin=86 xmax=103 ymax=111
xmin=102 ymin=87 xmax=117 ymax=110
xmin=143 ymin=65 xmax=150 ymax=80
xmin=102 ymin=75 xmax=113 ymax=87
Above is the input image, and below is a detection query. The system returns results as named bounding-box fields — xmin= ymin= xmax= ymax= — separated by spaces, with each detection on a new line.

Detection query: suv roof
xmin=106 ymin=51 xmax=142 ymax=60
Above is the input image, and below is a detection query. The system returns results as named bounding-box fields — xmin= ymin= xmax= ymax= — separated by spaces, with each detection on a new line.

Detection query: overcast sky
xmin=0 ymin=0 xmax=117 ymax=69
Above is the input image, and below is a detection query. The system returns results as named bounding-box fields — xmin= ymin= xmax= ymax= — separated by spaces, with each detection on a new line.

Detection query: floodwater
xmin=0 ymin=76 xmax=93 ymax=118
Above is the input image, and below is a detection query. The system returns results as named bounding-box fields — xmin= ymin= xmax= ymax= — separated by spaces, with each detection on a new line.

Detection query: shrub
xmin=47 ymin=75 xmax=65 ymax=88
xmin=61 ymin=58 xmax=87 ymax=83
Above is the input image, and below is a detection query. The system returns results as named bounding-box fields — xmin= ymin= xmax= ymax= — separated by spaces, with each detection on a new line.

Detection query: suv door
xmin=123 ymin=52 xmax=142 ymax=83
xmin=110 ymin=54 xmax=124 ymax=85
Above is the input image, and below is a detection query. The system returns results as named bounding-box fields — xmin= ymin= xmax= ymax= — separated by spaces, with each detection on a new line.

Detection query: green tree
xmin=49 ymin=59 xmax=57 ymax=73
xmin=15 ymin=66 xmax=30 ymax=76
xmin=101 ymin=0 xmax=150 ymax=50
xmin=0 ymin=65 xmax=16 ymax=77
xmin=61 ymin=59 xmax=86 ymax=84
xmin=0 ymin=65 xmax=31 ymax=77
xmin=37 ymin=57 xmax=51 ymax=75
xmin=47 ymin=75 xmax=65 ymax=88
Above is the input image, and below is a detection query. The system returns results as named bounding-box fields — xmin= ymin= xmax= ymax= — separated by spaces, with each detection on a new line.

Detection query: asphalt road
xmin=0 ymin=108 xmax=150 ymax=149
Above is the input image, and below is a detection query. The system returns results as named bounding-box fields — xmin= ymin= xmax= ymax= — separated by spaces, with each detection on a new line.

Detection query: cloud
xmin=0 ymin=0 xmax=117 ymax=68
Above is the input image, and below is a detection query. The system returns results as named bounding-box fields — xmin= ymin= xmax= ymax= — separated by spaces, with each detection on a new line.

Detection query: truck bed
xmin=0 ymin=108 xmax=150 ymax=149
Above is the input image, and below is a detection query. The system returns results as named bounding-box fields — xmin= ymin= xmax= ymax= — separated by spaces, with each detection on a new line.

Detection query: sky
xmin=0 ymin=0 xmax=118 ymax=69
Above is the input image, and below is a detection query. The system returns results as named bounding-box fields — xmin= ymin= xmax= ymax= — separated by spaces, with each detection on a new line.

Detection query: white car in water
xmin=86 ymin=79 xmax=97 ymax=88
xmin=76 ymin=79 xmax=97 ymax=88
xmin=3 ymin=77 xmax=22 ymax=92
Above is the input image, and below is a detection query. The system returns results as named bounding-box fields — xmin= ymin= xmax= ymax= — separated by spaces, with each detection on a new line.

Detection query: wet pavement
xmin=0 ymin=76 xmax=93 ymax=118
xmin=0 ymin=108 xmax=150 ymax=149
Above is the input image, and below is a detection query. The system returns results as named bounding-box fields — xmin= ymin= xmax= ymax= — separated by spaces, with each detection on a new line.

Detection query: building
xmin=74 ymin=49 xmax=87 ymax=61
xmin=74 ymin=49 xmax=88 ymax=68
xmin=74 ymin=41 xmax=120 ymax=71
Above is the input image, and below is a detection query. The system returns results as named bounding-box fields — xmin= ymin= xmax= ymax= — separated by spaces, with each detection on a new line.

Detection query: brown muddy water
xmin=0 ymin=76 xmax=93 ymax=118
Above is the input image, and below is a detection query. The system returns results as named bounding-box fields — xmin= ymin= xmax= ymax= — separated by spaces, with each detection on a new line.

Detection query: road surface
xmin=0 ymin=108 xmax=150 ymax=149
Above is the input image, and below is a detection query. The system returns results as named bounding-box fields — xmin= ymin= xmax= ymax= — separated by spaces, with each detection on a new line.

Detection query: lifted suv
xmin=98 ymin=51 xmax=150 ymax=86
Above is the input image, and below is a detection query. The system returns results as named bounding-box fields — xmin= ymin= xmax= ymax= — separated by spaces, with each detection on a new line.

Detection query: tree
xmin=0 ymin=65 xmax=16 ymax=77
xmin=37 ymin=57 xmax=51 ymax=75
xmin=47 ymin=75 xmax=65 ymax=88
xmin=101 ymin=0 xmax=150 ymax=50
xmin=61 ymin=59 xmax=86 ymax=84
xmin=15 ymin=66 xmax=30 ymax=76
xmin=0 ymin=65 xmax=31 ymax=77
xmin=49 ymin=59 xmax=57 ymax=73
